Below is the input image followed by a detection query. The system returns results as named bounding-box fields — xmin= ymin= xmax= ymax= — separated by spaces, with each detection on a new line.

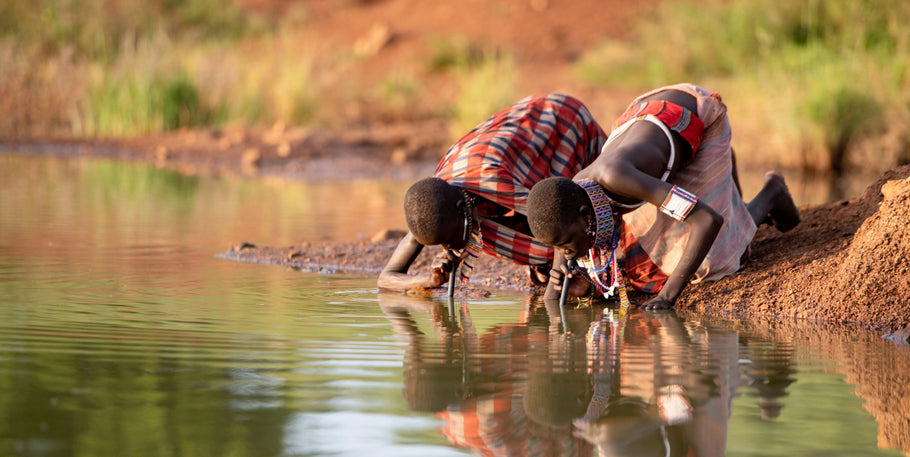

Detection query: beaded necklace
xmin=457 ymin=191 xmax=483 ymax=284
xmin=574 ymin=179 xmax=632 ymax=312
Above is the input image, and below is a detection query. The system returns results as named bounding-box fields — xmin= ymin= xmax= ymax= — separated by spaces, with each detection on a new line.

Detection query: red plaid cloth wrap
xmin=436 ymin=392 xmax=592 ymax=456
xmin=435 ymin=93 xmax=606 ymax=267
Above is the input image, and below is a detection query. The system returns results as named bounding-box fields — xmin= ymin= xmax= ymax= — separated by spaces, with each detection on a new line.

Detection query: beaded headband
xmin=575 ymin=179 xmax=615 ymax=250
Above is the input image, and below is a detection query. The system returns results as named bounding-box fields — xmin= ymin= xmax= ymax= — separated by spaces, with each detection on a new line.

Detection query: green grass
xmin=574 ymin=0 xmax=910 ymax=173
xmin=3 ymin=0 xmax=908 ymax=174
xmin=424 ymin=35 xmax=486 ymax=73
xmin=1 ymin=0 xmax=314 ymax=137
xmin=0 ymin=0 xmax=260 ymax=61
xmin=448 ymin=51 xmax=517 ymax=141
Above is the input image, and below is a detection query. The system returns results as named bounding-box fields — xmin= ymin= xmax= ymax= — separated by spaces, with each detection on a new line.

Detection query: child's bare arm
xmin=590 ymin=159 xmax=722 ymax=309
xmin=378 ymin=232 xmax=448 ymax=291
xmin=646 ymin=202 xmax=722 ymax=309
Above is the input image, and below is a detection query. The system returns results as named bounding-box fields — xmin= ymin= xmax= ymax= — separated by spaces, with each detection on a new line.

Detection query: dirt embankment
xmin=221 ymin=165 xmax=910 ymax=338
xmin=682 ymin=166 xmax=910 ymax=335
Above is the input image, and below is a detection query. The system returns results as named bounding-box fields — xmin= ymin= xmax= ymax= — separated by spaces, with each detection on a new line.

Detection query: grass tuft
xmin=448 ymin=51 xmax=516 ymax=141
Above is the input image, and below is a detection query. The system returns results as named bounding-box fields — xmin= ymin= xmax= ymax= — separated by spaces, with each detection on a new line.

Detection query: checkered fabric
xmin=435 ymin=93 xmax=606 ymax=266
xmin=437 ymin=391 xmax=592 ymax=456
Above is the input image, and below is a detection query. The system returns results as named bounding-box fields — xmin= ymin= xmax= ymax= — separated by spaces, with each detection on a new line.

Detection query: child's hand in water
xmin=641 ymin=295 xmax=673 ymax=310
xmin=430 ymin=250 xmax=460 ymax=287
xmin=548 ymin=264 xmax=592 ymax=297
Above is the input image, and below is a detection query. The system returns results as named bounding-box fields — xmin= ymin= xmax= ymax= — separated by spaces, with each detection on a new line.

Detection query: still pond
xmin=0 ymin=153 xmax=907 ymax=456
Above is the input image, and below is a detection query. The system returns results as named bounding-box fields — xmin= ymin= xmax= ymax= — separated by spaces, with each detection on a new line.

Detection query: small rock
xmin=353 ymin=23 xmax=392 ymax=57
xmin=277 ymin=141 xmax=292 ymax=158
xmin=217 ymin=137 xmax=232 ymax=150
xmin=371 ymin=229 xmax=407 ymax=242
xmin=883 ymin=327 xmax=910 ymax=345
xmin=242 ymin=148 xmax=261 ymax=170
xmin=390 ymin=147 xmax=409 ymax=165
xmin=233 ymin=241 xmax=256 ymax=251
xmin=530 ymin=0 xmax=548 ymax=11
xmin=155 ymin=145 xmax=169 ymax=162
xmin=264 ymin=122 xmax=286 ymax=145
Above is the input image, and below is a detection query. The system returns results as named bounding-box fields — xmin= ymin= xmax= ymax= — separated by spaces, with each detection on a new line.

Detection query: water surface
xmin=1 ymin=154 xmax=907 ymax=457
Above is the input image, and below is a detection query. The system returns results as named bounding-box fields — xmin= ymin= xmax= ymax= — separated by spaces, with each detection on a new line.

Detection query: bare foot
xmin=765 ymin=172 xmax=801 ymax=232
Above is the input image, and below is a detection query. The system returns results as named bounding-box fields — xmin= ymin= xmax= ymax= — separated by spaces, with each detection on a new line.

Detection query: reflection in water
xmin=740 ymin=338 xmax=797 ymax=421
xmin=573 ymin=307 xmax=740 ymax=457
xmin=0 ymin=154 xmax=411 ymax=249
xmin=380 ymin=294 xmax=593 ymax=456
xmin=379 ymin=293 xmax=910 ymax=456
xmin=701 ymin=315 xmax=910 ymax=456
xmin=0 ymin=313 xmax=296 ymax=456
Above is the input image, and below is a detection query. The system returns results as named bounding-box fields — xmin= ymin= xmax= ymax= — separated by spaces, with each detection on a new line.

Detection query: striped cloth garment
xmin=435 ymin=93 xmax=607 ymax=267
xmin=437 ymin=391 xmax=592 ymax=456
xmin=617 ymin=84 xmax=758 ymax=292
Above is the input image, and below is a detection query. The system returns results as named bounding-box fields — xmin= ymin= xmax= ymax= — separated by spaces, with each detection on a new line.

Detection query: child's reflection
xmin=523 ymin=299 xmax=593 ymax=429
xmin=379 ymin=293 xmax=745 ymax=457
xmin=740 ymin=337 xmax=796 ymax=421
xmin=378 ymin=294 xmax=467 ymax=413
xmin=574 ymin=308 xmax=741 ymax=457
xmin=379 ymin=293 xmax=594 ymax=456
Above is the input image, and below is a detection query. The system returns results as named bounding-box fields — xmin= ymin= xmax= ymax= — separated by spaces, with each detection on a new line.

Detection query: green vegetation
xmin=0 ymin=0 xmax=310 ymax=137
xmin=448 ymin=51 xmax=517 ymax=140
xmin=424 ymin=35 xmax=485 ymax=73
xmin=575 ymin=0 xmax=910 ymax=173
xmin=0 ymin=0 xmax=259 ymax=61
xmin=806 ymin=85 xmax=883 ymax=174
xmin=424 ymin=36 xmax=518 ymax=140
xmin=79 ymin=70 xmax=207 ymax=135
xmin=3 ymin=0 xmax=908 ymax=173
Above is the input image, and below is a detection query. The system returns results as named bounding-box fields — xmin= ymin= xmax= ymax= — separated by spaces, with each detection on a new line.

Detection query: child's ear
xmin=578 ymin=204 xmax=591 ymax=219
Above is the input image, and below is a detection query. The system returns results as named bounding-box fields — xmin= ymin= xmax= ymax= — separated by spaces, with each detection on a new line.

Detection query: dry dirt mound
xmin=819 ymin=175 xmax=910 ymax=325
xmin=683 ymin=165 xmax=910 ymax=334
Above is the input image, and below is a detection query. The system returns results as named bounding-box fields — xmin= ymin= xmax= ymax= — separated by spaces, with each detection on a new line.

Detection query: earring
xmin=461 ymin=191 xmax=474 ymax=242
xmin=585 ymin=216 xmax=596 ymax=238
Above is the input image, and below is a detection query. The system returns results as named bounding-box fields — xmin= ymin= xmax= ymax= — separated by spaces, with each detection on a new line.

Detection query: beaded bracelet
xmin=659 ymin=185 xmax=698 ymax=221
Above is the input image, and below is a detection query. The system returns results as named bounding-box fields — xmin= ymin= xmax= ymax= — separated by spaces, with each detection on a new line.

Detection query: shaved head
xmin=404 ymin=177 xmax=463 ymax=245
xmin=527 ymin=177 xmax=590 ymax=242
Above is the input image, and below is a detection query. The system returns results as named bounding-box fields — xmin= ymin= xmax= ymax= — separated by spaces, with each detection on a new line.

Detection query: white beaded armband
xmin=657 ymin=384 xmax=692 ymax=425
xmin=659 ymin=186 xmax=697 ymax=221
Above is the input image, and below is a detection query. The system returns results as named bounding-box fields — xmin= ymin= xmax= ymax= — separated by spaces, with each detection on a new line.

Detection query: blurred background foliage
xmin=1 ymin=0 xmax=908 ymax=175
xmin=575 ymin=0 xmax=910 ymax=173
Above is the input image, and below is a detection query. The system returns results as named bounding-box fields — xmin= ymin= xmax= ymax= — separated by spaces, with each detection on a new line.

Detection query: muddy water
xmin=1 ymin=153 xmax=907 ymax=457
